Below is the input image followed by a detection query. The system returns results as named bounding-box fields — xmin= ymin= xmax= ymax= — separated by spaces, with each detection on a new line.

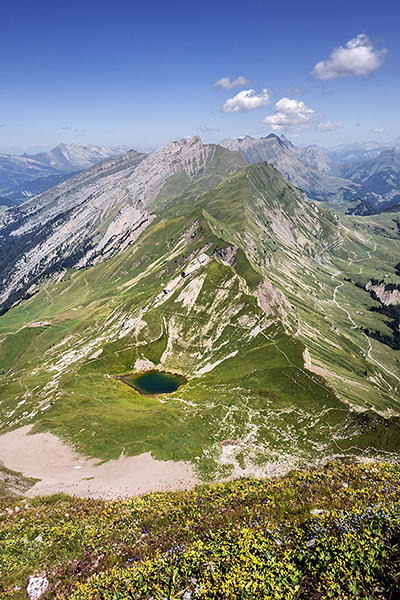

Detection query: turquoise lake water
xmin=120 ymin=371 xmax=187 ymax=395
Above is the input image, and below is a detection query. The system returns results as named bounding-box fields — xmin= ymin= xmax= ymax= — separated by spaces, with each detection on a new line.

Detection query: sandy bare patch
xmin=0 ymin=426 xmax=197 ymax=499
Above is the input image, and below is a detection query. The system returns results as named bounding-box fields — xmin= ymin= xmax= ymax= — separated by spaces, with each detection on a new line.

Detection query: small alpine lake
xmin=118 ymin=370 xmax=187 ymax=395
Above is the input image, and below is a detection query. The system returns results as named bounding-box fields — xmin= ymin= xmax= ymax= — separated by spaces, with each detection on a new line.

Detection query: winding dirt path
xmin=330 ymin=241 xmax=400 ymax=385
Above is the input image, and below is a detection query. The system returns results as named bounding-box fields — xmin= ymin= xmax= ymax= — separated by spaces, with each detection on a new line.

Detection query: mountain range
xmin=320 ymin=137 xmax=400 ymax=163
xmin=0 ymin=135 xmax=399 ymax=482
xmin=0 ymin=143 xmax=131 ymax=204
xmin=3 ymin=136 xmax=400 ymax=214
xmin=219 ymin=134 xmax=400 ymax=210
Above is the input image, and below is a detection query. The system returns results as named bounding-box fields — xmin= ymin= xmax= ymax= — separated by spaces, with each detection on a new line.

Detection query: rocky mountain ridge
xmin=0 ymin=143 xmax=132 ymax=203
xmin=219 ymin=134 xmax=366 ymax=203
xmin=220 ymin=134 xmax=400 ymax=209
xmin=0 ymin=137 xmax=245 ymax=312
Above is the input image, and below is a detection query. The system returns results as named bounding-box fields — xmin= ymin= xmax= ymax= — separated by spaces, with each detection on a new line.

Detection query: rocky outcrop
xmin=366 ymin=282 xmax=400 ymax=306
xmin=254 ymin=279 xmax=297 ymax=332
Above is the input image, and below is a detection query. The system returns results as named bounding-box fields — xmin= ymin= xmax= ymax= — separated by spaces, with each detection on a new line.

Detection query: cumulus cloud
xmin=262 ymin=98 xmax=320 ymax=131
xmin=317 ymin=121 xmax=342 ymax=131
xmin=212 ymin=76 xmax=251 ymax=90
xmin=199 ymin=125 xmax=220 ymax=132
xmin=223 ymin=89 xmax=272 ymax=113
xmin=311 ymin=34 xmax=387 ymax=80
xmin=263 ymin=98 xmax=341 ymax=132
xmin=284 ymin=86 xmax=308 ymax=97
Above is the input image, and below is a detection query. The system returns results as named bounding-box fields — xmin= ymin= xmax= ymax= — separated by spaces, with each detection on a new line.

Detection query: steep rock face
xmin=254 ymin=279 xmax=295 ymax=332
xmin=297 ymin=145 xmax=332 ymax=173
xmin=0 ymin=138 xmax=245 ymax=311
xmin=366 ymin=282 xmax=400 ymax=306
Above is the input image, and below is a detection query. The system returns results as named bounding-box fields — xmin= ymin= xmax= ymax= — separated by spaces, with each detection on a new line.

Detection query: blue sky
xmin=1 ymin=0 xmax=399 ymax=154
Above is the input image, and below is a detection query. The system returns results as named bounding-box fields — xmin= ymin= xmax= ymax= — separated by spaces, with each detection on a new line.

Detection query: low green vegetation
xmin=1 ymin=161 xmax=400 ymax=597
xmin=0 ymin=162 xmax=399 ymax=479
xmin=1 ymin=462 xmax=400 ymax=599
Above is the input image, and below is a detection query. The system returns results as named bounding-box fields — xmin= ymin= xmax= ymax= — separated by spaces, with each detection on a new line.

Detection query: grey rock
xmin=27 ymin=574 xmax=48 ymax=599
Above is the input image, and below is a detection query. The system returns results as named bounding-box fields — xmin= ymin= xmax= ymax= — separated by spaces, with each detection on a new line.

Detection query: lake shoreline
xmin=116 ymin=369 xmax=188 ymax=395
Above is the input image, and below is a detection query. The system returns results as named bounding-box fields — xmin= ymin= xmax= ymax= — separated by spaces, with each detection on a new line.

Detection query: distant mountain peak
xmin=218 ymin=134 xmax=363 ymax=202
xmin=260 ymin=133 xmax=291 ymax=147
xmin=188 ymin=135 xmax=203 ymax=144
xmin=0 ymin=143 xmax=134 ymax=202
xmin=237 ymin=134 xmax=254 ymax=142
xmin=172 ymin=136 xmax=204 ymax=148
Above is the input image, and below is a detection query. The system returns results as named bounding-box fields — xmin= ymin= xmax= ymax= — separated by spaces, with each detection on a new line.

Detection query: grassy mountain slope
xmin=2 ymin=462 xmax=400 ymax=599
xmin=1 ymin=161 xmax=399 ymax=481
xmin=198 ymin=164 xmax=400 ymax=408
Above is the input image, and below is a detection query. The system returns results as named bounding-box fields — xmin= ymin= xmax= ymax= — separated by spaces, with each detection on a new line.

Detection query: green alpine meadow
xmin=0 ymin=137 xmax=400 ymax=598
xmin=0 ymin=149 xmax=399 ymax=480
xmin=2 ymin=462 xmax=400 ymax=598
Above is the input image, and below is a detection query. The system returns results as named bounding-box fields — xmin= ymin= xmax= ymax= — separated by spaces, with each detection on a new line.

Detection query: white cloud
xmin=199 ymin=125 xmax=220 ymax=132
xmin=223 ymin=89 xmax=272 ymax=113
xmin=212 ymin=76 xmax=251 ymax=90
xmin=311 ymin=34 xmax=387 ymax=80
xmin=262 ymin=98 xmax=320 ymax=131
xmin=284 ymin=86 xmax=308 ymax=97
xmin=21 ymin=143 xmax=48 ymax=150
xmin=317 ymin=121 xmax=342 ymax=131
